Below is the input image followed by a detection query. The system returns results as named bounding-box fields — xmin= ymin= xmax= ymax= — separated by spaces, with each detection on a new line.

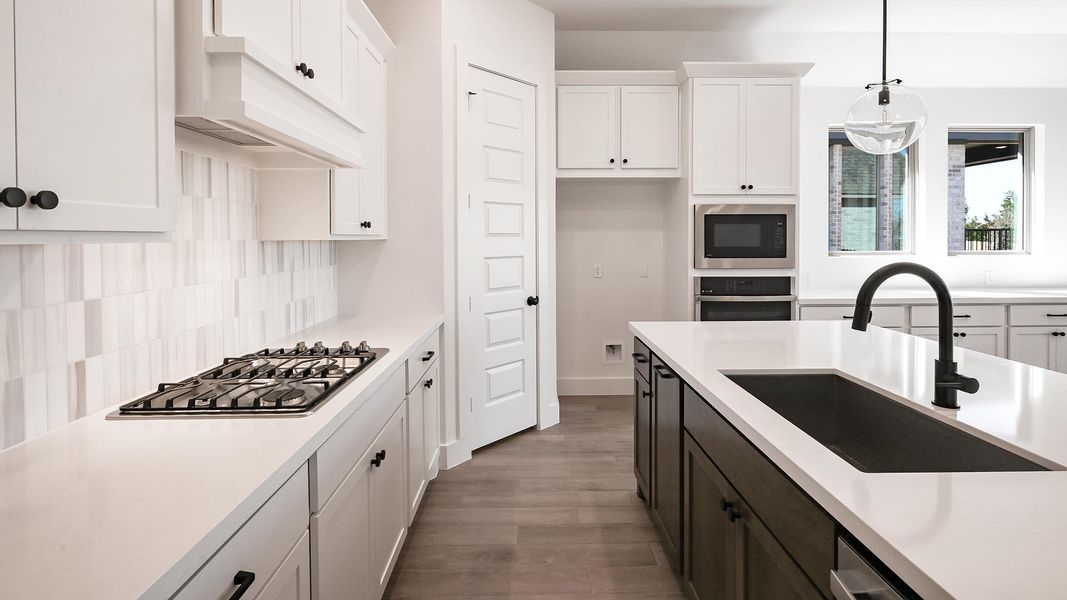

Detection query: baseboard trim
xmin=557 ymin=377 xmax=632 ymax=396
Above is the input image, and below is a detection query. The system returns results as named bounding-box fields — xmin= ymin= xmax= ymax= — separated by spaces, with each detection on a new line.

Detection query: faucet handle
xmin=936 ymin=371 xmax=980 ymax=395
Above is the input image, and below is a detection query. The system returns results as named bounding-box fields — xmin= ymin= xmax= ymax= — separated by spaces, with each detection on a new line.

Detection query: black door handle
xmin=30 ymin=190 xmax=58 ymax=210
xmin=0 ymin=187 xmax=26 ymax=208
xmin=422 ymin=350 xmax=435 ymax=362
xmin=424 ymin=378 xmax=434 ymax=389
xmin=527 ymin=296 xmax=539 ymax=307
xmin=229 ymin=571 xmax=255 ymax=600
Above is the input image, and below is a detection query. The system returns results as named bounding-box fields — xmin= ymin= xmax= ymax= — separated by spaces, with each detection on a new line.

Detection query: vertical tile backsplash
xmin=0 ymin=150 xmax=339 ymax=449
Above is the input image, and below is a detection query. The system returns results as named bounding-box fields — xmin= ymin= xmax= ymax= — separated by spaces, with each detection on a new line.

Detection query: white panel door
xmin=370 ymin=405 xmax=407 ymax=597
xmin=257 ymin=531 xmax=312 ymax=600
xmin=744 ymin=79 xmax=797 ymax=195
xmin=0 ymin=0 xmax=15 ymax=230
xmin=557 ymin=86 xmax=617 ymax=169
xmin=311 ymin=445 xmax=373 ymax=600
xmin=14 ymin=0 xmax=174 ymax=232
xmin=357 ymin=40 xmax=386 ymax=235
xmin=691 ymin=79 xmax=745 ymax=195
xmin=620 ymin=86 xmax=679 ymax=169
xmin=1009 ymin=328 xmax=1059 ymax=370
xmin=297 ymin=0 xmax=344 ymax=103
xmin=214 ymin=0 xmax=296 ymax=70
xmin=461 ymin=66 xmax=539 ymax=450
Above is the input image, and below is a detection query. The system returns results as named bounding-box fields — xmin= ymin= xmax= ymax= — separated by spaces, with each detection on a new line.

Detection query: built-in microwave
xmin=694 ymin=204 xmax=795 ymax=269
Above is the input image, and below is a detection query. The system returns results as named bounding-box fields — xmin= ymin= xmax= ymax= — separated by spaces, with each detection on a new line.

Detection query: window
xmin=947 ymin=129 xmax=1029 ymax=253
xmin=828 ymin=131 xmax=912 ymax=253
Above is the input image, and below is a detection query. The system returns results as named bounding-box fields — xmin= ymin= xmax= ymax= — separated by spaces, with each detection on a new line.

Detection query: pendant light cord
xmin=882 ymin=0 xmax=888 ymax=83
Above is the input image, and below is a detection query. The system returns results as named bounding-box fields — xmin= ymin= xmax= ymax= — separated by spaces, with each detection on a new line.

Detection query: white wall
xmin=556 ymin=181 xmax=672 ymax=394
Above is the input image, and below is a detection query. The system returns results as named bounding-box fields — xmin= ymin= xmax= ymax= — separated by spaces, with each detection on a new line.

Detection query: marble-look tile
xmin=43 ymin=303 xmax=68 ymax=369
xmin=82 ymin=243 xmax=102 ymax=300
xmin=0 ymin=311 xmax=22 ymax=382
xmin=83 ymin=299 xmax=103 ymax=358
xmin=42 ymin=245 xmax=66 ymax=305
xmin=19 ymin=307 xmax=45 ymax=375
xmin=19 ymin=246 xmax=45 ymax=308
xmin=1 ymin=378 xmax=25 ymax=447
xmin=100 ymin=244 xmax=120 ymax=297
xmin=0 ymin=247 xmax=22 ymax=311
xmin=45 ymin=365 xmax=69 ymax=430
xmin=62 ymin=244 xmax=84 ymax=303
xmin=70 ymin=361 xmax=86 ymax=419
xmin=65 ymin=302 xmax=86 ymax=363
xmin=82 ymin=355 xmax=105 ymax=416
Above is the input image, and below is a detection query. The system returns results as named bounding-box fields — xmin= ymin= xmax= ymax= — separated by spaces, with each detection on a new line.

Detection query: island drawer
xmin=683 ymin=387 xmax=835 ymax=598
xmin=633 ymin=337 xmax=652 ymax=383
xmin=801 ymin=305 xmax=906 ymax=329
xmin=407 ymin=328 xmax=441 ymax=392
xmin=912 ymin=304 xmax=1004 ymax=327
xmin=1010 ymin=304 xmax=1067 ymax=327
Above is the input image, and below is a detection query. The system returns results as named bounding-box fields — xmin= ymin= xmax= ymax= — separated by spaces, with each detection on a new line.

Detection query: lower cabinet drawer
xmin=1010 ymin=304 xmax=1067 ymax=327
xmin=407 ymin=328 xmax=441 ymax=392
xmin=173 ymin=464 xmax=310 ymax=600
xmin=683 ymin=387 xmax=834 ymax=598
xmin=801 ymin=305 xmax=906 ymax=329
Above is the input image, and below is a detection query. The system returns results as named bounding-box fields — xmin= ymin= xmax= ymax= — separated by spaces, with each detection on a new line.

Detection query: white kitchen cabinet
xmin=1009 ymin=327 xmax=1067 ymax=372
xmin=911 ymin=327 xmax=1007 ymax=358
xmin=297 ymin=0 xmax=344 ymax=103
xmin=557 ymin=85 xmax=679 ymax=176
xmin=691 ymin=78 xmax=798 ymax=196
xmin=801 ymin=305 xmax=907 ymax=329
xmin=312 ymin=402 xmax=407 ymax=600
xmin=256 ymin=531 xmax=312 ymax=600
xmin=407 ymin=359 xmax=440 ymax=523
xmin=213 ymin=0 xmax=297 ymax=70
xmin=0 ymin=0 xmax=14 ymax=231
xmin=0 ymin=0 xmax=174 ymax=233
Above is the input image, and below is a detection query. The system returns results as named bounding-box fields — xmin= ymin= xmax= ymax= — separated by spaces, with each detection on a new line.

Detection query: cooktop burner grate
xmin=115 ymin=341 xmax=388 ymax=416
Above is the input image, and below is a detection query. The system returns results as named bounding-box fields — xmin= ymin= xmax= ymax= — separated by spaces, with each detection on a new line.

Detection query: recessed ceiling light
xmin=995 ymin=145 xmax=1008 ymax=149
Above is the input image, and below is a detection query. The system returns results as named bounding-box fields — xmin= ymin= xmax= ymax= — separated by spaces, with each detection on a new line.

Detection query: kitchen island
xmin=630 ymin=319 xmax=1067 ymax=600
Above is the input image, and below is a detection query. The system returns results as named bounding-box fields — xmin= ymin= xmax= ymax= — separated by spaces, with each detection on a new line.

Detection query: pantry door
xmin=459 ymin=65 xmax=538 ymax=451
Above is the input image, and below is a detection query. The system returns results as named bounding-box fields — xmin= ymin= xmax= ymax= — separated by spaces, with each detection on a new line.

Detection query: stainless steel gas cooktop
xmin=109 ymin=341 xmax=387 ymax=418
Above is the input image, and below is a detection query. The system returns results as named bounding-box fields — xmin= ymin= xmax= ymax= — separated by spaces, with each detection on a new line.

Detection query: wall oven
xmin=695 ymin=276 xmax=796 ymax=322
xmin=694 ymin=204 xmax=795 ymax=269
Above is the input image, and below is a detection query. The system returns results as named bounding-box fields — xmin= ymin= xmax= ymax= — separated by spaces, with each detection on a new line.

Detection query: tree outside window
xmin=948 ymin=130 xmax=1028 ymax=253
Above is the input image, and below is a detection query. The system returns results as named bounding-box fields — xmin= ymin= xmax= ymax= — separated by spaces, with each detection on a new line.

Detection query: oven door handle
xmin=695 ymin=295 xmax=797 ymax=302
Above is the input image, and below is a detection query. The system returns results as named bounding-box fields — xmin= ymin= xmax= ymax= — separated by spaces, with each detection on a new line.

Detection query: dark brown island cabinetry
xmin=633 ymin=337 xmax=837 ymax=599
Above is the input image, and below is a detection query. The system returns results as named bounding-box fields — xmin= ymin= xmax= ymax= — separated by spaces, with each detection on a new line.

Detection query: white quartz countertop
xmin=799 ymin=287 xmax=1067 ymax=306
xmin=630 ymin=320 xmax=1067 ymax=600
xmin=0 ymin=314 xmax=443 ymax=600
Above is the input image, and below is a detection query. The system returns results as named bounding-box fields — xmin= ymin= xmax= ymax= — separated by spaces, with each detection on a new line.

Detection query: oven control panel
xmin=697 ymin=276 xmax=792 ymax=297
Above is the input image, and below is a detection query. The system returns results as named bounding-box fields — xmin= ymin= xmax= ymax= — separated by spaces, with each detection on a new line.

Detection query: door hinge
xmin=467 ymin=193 xmax=471 ymax=209
xmin=467 ymin=91 xmax=477 ymax=109
xmin=468 ymin=297 xmax=472 ymax=312
xmin=468 ymin=396 xmax=473 ymax=412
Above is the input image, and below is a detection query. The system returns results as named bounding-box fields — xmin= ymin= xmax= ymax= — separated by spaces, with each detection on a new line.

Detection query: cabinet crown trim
xmin=556 ymin=70 xmax=678 ymax=86
xmin=681 ymin=61 xmax=813 ymax=79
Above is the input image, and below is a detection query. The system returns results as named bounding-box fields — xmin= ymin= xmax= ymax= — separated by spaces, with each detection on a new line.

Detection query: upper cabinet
xmin=0 ymin=0 xmax=175 ymax=233
xmin=556 ymin=72 xmax=680 ymax=178
xmin=176 ymin=0 xmax=392 ymax=168
xmin=691 ymin=77 xmax=799 ymax=196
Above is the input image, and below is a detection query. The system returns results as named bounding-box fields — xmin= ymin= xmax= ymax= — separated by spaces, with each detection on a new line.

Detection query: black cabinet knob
xmin=609 ymin=158 xmax=615 ymax=164
xmin=0 ymin=187 xmax=26 ymax=208
xmin=952 ymin=332 xmax=959 ymax=338
xmin=720 ymin=499 xmax=733 ymax=512
xmin=622 ymin=158 xmax=629 ymax=164
xmin=30 ymin=190 xmax=58 ymax=210
xmin=360 ymin=221 xmax=372 ymax=228
xmin=725 ymin=509 xmax=742 ymax=522
xmin=230 ymin=571 xmax=256 ymax=600
xmin=747 ymin=185 xmax=754 ymax=190
xmin=296 ymin=62 xmax=308 ymax=75
xmin=424 ymin=378 xmax=434 ymax=389
xmin=526 ymin=296 xmax=540 ymax=307
xmin=422 ymin=351 xmax=435 ymax=362
xmin=371 ymin=449 xmax=386 ymax=467
xmin=306 ymin=68 xmax=315 ymax=79
xmin=640 ymin=390 xmax=650 ymax=398
xmin=740 ymin=185 xmax=745 ymax=190
xmin=960 ymin=332 xmax=967 ymax=338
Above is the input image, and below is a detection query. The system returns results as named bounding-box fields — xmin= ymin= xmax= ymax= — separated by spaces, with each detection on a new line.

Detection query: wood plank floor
xmin=384 ymin=395 xmax=688 ymax=599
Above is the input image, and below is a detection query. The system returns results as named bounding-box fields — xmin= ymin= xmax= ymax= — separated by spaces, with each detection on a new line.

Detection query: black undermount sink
xmin=726 ymin=373 xmax=1048 ymax=473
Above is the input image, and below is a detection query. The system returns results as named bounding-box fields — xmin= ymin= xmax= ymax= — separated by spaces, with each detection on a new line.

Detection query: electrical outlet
xmin=593 ymin=263 xmax=603 ymax=278
xmin=985 ymin=271 xmax=996 ymax=285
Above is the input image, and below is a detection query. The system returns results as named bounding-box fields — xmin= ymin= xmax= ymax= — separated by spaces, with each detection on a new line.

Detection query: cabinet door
xmin=422 ymin=361 xmax=441 ymax=480
xmin=256 ymin=531 xmax=312 ymax=600
xmin=1009 ymin=328 xmax=1059 ymax=370
xmin=743 ymin=79 xmax=797 ymax=195
xmin=371 ymin=404 xmax=408 ymax=597
xmin=357 ymin=40 xmax=387 ymax=235
xmin=557 ymin=86 xmax=618 ymax=169
xmin=634 ymin=371 xmax=652 ymax=502
xmin=620 ymin=86 xmax=679 ymax=169
xmin=691 ymin=79 xmax=745 ymax=194
xmin=0 ymin=0 xmax=14 ymax=231
xmin=297 ymin=0 xmax=344 ymax=103
xmin=1057 ymin=336 xmax=1067 ymax=374
xmin=311 ymin=445 xmax=374 ymax=600
xmin=14 ymin=0 xmax=174 ymax=232
xmin=955 ymin=327 xmax=1006 ymax=358
xmin=652 ymin=362 xmax=682 ymax=563
xmin=215 ymin=0 xmax=296 ymax=70
xmin=683 ymin=434 xmax=735 ymax=600
xmin=341 ymin=18 xmax=362 ymax=121
xmin=407 ymin=382 xmax=426 ymax=523
xmin=735 ymin=497 xmax=822 ymax=600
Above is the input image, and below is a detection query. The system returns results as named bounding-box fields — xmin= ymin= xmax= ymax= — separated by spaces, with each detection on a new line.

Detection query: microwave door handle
xmin=696 ymin=295 xmax=797 ymax=302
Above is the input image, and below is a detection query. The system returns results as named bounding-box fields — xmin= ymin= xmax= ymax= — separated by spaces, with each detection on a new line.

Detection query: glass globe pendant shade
xmin=843 ymin=82 xmax=928 ymax=155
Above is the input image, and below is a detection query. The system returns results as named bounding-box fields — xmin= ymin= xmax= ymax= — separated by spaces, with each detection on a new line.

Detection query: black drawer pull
xmin=726 ymin=508 xmax=742 ymax=522
xmin=640 ymin=390 xmax=651 ymax=398
xmin=229 ymin=571 xmax=255 ymax=600
xmin=631 ymin=352 xmax=648 ymax=364
xmin=653 ymin=365 xmax=676 ymax=379
xmin=421 ymin=351 xmax=435 ymax=362
xmin=1048 ymin=314 xmax=1067 ymax=318
xmin=954 ymin=314 xmax=972 ymax=319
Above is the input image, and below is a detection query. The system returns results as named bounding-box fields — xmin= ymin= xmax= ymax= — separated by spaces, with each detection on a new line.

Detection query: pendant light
xmin=843 ymin=0 xmax=928 ymax=155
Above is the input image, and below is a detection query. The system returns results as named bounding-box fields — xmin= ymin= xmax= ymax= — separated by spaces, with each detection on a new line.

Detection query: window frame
xmin=827 ymin=126 xmax=918 ymax=256
xmin=946 ymin=125 xmax=1034 ymax=256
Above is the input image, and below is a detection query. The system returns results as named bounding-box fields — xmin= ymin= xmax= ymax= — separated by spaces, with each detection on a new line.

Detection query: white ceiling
xmin=530 ymin=0 xmax=1067 ymax=33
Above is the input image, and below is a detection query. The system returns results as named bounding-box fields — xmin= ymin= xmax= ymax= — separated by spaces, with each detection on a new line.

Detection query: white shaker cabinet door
xmin=744 ymin=79 xmax=797 ymax=195
xmin=557 ymin=86 xmax=618 ymax=169
xmin=297 ymin=0 xmax=344 ymax=104
xmin=620 ymin=86 xmax=679 ymax=169
xmin=214 ymin=0 xmax=297 ymax=71
xmin=407 ymin=360 xmax=440 ymax=524
xmin=311 ymin=444 xmax=374 ymax=600
xmin=691 ymin=79 xmax=745 ymax=195
xmin=0 ymin=0 xmax=15 ymax=230
xmin=13 ymin=0 xmax=174 ymax=232
xmin=256 ymin=531 xmax=312 ymax=600
xmin=357 ymin=39 xmax=386 ymax=236
xmin=954 ymin=327 xmax=1006 ymax=358
xmin=1009 ymin=328 xmax=1059 ymax=370
xmin=371 ymin=404 xmax=408 ymax=597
